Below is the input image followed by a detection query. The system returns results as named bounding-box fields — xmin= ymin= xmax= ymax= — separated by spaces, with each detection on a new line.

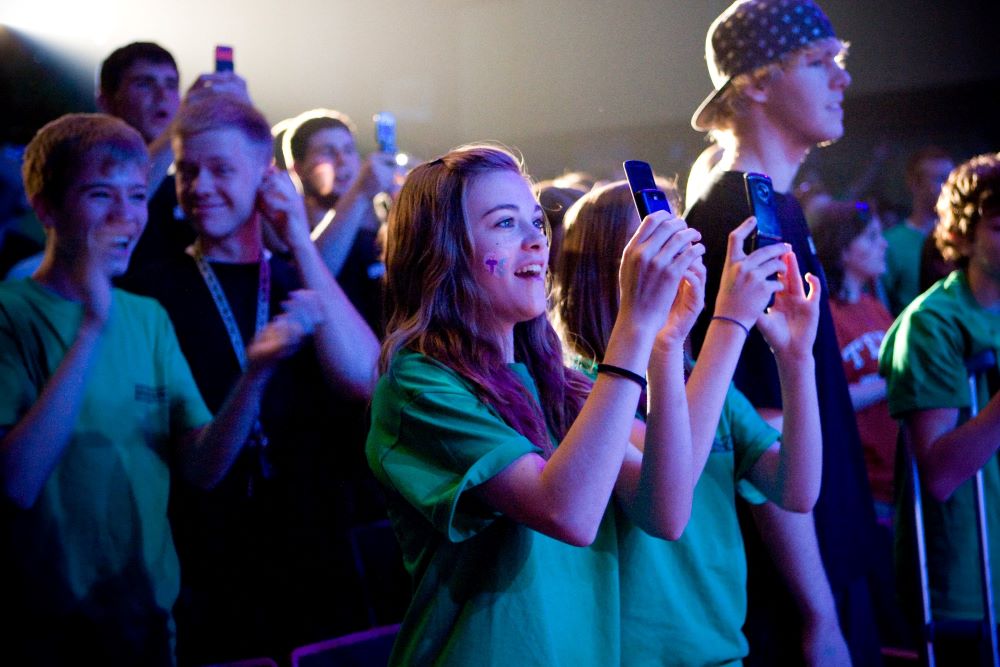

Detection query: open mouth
xmin=514 ymin=263 xmax=545 ymax=278
xmin=110 ymin=236 xmax=134 ymax=252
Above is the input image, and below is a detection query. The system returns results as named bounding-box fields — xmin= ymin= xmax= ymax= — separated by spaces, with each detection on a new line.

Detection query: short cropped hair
xmin=172 ymin=95 xmax=274 ymax=165
xmin=934 ymin=153 xmax=1000 ymax=268
xmin=287 ymin=110 xmax=356 ymax=164
xmin=99 ymin=42 xmax=177 ymax=98
xmin=22 ymin=113 xmax=148 ymax=207
xmin=904 ymin=146 xmax=953 ymax=186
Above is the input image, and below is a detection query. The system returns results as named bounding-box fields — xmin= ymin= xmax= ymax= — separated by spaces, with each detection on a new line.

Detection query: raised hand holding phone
xmin=756 ymin=251 xmax=822 ymax=362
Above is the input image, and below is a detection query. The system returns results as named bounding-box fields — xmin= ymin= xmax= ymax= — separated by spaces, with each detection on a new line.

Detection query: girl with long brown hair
xmin=367 ymin=145 xmax=704 ymax=665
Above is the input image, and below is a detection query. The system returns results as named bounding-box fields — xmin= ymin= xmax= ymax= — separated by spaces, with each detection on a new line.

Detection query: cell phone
xmin=373 ymin=112 xmax=397 ymax=155
xmin=215 ymin=45 xmax=234 ymax=73
xmin=623 ymin=160 xmax=671 ymax=219
xmin=744 ymin=172 xmax=781 ymax=250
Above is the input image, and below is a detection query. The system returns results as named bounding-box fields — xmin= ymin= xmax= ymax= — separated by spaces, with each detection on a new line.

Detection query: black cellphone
xmin=744 ymin=172 xmax=781 ymax=250
xmin=215 ymin=45 xmax=234 ymax=73
xmin=624 ymin=160 xmax=671 ymax=219
xmin=373 ymin=112 xmax=397 ymax=155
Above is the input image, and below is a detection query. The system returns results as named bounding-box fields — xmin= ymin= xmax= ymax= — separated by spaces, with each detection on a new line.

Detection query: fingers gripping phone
xmin=215 ymin=45 xmax=234 ymax=73
xmin=745 ymin=172 xmax=782 ymax=307
xmin=624 ymin=160 xmax=671 ymax=219
xmin=744 ymin=172 xmax=781 ymax=251
xmin=373 ymin=112 xmax=397 ymax=155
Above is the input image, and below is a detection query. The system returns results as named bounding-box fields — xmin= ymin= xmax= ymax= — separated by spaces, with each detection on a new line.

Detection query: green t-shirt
xmin=880 ymin=270 xmax=1000 ymax=620
xmin=366 ymin=349 xmax=621 ymax=666
xmin=0 ymin=279 xmax=211 ymax=625
xmin=574 ymin=359 xmax=775 ymax=665
xmin=619 ymin=387 xmax=775 ymax=666
xmin=882 ymin=222 xmax=927 ymax=315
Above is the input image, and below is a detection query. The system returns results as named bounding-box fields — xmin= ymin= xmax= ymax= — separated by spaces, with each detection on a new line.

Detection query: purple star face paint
xmin=467 ymin=170 xmax=549 ymax=334
xmin=484 ymin=254 xmax=507 ymax=276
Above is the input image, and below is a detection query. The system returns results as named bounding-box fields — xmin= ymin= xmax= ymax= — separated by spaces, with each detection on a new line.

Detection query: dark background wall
xmin=2 ymin=0 xmax=998 ymax=210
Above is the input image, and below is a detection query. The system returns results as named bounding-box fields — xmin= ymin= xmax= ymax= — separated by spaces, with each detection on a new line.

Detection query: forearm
xmin=685 ymin=318 xmax=748 ymax=474
xmin=481 ymin=323 xmax=653 ymax=546
xmin=628 ymin=339 xmax=693 ymax=539
xmin=911 ymin=397 xmax=1000 ymax=501
xmin=1 ymin=322 xmax=104 ymax=508
xmin=177 ymin=366 xmax=272 ymax=489
xmin=770 ymin=355 xmax=822 ymax=511
xmin=288 ymin=234 xmax=378 ymax=399
xmin=750 ymin=503 xmax=841 ymax=626
xmin=311 ymin=186 xmax=377 ymax=276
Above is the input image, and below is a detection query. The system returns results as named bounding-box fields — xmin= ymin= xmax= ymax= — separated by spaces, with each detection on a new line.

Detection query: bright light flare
xmin=2 ymin=1 xmax=116 ymax=48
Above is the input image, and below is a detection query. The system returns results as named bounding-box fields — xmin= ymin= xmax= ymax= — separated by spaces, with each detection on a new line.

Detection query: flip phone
xmin=624 ymin=160 xmax=671 ymax=219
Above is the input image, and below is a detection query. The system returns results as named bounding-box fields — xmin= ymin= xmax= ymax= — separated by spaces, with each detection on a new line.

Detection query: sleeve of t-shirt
xmin=884 ymin=305 xmax=968 ymax=417
xmin=726 ymin=386 xmax=780 ymax=505
xmin=154 ymin=305 xmax=212 ymax=433
xmin=0 ymin=309 xmax=34 ymax=432
xmin=378 ymin=363 xmax=542 ymax=543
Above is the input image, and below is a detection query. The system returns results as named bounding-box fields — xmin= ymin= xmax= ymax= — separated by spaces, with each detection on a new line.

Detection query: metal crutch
xmin=966 ymin=350 xmax=998 ymax=667
xmin=910 ymin=350 xmax=999 ymax=667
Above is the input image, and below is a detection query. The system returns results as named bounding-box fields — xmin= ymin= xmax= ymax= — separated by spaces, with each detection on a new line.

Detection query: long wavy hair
xmin=380 ymin=144 xmax=589 ymax=455
xmin=552 ymin=181 xmax=639 ymax=365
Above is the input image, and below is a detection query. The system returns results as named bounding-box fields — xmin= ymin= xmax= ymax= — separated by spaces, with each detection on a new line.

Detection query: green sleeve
xmin=0 ymin=308 xmax=33 ymax=431
xmin=726 ymin=386 xmax=779 ymax=505
xmin=374 ymin=356 xmax=541 ymax=543
xmin=883 ymin=305 xmax=968 ymax=417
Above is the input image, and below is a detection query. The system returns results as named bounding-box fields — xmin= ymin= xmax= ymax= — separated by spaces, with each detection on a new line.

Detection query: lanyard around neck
xmin=190 ymin=241 xmax=271 ymax=371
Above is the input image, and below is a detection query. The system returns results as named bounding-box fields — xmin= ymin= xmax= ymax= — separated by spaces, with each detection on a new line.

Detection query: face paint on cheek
xmin=484 ymin=254 xmax=507 ymax=276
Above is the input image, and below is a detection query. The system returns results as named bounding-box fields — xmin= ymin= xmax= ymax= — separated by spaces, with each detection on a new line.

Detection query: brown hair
xmin=381 ymin=144 xmax=589 ymax=454
xmin=809 ymin=200 xmax=875 ymax=297
xmin=98 ymin=42 xmax=176 ymax=98
xmin=22 ymin=113 xmax=148 ymax=207
xmin=934 ymin=153 xmax=1000 ymax=268
xmin=172 ymin=96 xmax=273 ymax=165
xmin=552 ymin=181 xmax=639 ymax=364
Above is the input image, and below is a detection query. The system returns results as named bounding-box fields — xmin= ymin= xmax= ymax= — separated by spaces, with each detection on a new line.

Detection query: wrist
xmin=710 ymin=314 xmax=752 ymax=336
xmin=606 ymin=319 xmax=657 ymax=365
xmin=775 ymin=351 xmax=816 ymax=371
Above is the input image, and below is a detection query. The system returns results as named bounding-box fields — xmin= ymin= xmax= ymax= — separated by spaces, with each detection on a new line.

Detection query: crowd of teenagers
xmin=0 ymin=0 xmax=998 ymax=665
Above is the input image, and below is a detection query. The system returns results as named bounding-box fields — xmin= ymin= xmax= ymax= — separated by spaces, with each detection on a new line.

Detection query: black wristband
xmin=711 ymin=315 xmax=751 ymax=337
xmin=596 ymin=363 xmax=647 ymax=390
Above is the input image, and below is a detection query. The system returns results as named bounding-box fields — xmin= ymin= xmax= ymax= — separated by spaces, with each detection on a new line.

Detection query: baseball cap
xmin=692 ymin=0 xmax=836 ymax=131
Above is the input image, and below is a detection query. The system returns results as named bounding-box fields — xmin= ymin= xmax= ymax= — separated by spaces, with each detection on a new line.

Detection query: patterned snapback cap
xmin=691 ymin=0 xmax=837 ymax=131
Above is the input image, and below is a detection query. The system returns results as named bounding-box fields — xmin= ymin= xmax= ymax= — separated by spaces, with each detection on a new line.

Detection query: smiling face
xmin=174 ymin=127 xmax=268 ymax=257
xmin=103 ymin=59 xmax=180 ymax=144
xmin=762 ymin=38 xmax=851 ymax=149
xmin=464 ymin=169 xmax=549 ymax=338
xmin=47 ymin=156 xmax=148 ymax=278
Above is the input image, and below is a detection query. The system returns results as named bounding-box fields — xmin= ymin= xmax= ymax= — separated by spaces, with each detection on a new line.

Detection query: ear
xmin=743 ymin=77 xmax=770 ymax=104
xmin=30 ymin=195 xmax=57 ymax=230
xmin=96 ymin=91 xmax=112 ymax=114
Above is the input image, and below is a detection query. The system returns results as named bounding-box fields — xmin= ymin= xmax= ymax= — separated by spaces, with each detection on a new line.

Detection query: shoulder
xmin=381 ymin=349 xmax=477 ymax=400
xmin=897 ymin=273 xmax=968 ymax=333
